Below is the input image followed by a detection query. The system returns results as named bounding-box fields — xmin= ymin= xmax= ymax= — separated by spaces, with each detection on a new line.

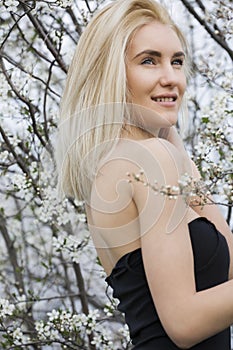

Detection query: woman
xmin=56 ymin=0 xmax=233 ymax=348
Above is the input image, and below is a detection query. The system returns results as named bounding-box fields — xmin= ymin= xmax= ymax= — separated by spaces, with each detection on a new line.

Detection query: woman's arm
xmin=189 ymin=160 xmax=233 ymax=279
xmin=161 ymin=126 xmax=233 ymax=278
xmin=133 ymin=138 xmax=233 ymax=348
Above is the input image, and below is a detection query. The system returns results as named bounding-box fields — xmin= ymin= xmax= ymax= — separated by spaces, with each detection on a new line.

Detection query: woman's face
xmin=126 ymin=21 xmax=186 ymax=129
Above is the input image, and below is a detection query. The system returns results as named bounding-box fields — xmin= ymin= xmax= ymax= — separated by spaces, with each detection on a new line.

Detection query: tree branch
xmin=0 ymin=50 xmax=60 ymax=98
xmin=66 ymin=7 xmax=82 ymax=36
xmin=19 ymin=1 xmax=68 ymax=73
xmin=73 ymin=262 xmax=96 ymax=350
xmin=0 ymin=56 xmax=50 ymax=152
xmin=0 ymin=125 xmax=42 ymax=198
xmin=179 ymin=0 xmax=233 ymax=61
xmin=0 ymin=212 xmax=25 ymax=293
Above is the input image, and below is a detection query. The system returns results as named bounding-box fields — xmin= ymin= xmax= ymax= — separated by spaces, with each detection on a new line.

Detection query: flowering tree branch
xmin=179 ymin=0 xmax=233 ymax=61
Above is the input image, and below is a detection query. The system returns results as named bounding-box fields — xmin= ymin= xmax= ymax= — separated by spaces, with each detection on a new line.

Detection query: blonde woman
xmin=56 ymin=0 xmax=233 ymax=348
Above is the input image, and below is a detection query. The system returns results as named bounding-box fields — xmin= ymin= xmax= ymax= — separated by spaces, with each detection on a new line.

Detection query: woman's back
xmin=86 ymin=136 xmax=194 ymax=275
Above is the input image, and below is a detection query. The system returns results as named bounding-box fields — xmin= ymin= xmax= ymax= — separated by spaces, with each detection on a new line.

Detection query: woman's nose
xmin=159 ymin=64 xmax=178 ymax=87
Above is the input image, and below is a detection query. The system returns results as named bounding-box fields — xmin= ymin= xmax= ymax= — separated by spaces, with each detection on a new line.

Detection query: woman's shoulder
xmin=138 ymin=137 xmax=183 ymax=160
xmin=111 ymin=137 xmax=183 ymax=163
xmin=126 ymin=137 xmax=184 ymax=180
xmin=95 ymin=137 xmax=184 ymax=188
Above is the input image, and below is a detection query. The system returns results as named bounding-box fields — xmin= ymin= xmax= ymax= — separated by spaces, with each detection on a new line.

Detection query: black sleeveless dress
xmin=106 ymin=217 xmax=231 ymax=349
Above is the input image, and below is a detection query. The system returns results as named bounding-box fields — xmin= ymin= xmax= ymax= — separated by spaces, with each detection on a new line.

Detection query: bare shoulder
xmin=90 ymin=137 xmax=184 ymax=213
xmin=129 ymin=138 xmax=185 ymax=199
xmin=88 ymin=137 xmax=186 ymax=230
xmin=138 ymin=137 xmax=184 ymax=173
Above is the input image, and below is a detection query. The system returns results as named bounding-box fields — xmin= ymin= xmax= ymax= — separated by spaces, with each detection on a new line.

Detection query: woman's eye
xmin=172 ymin=59 xmax=184 ymax=66
xmin=141 ymin=58 xmax=155 ymax=65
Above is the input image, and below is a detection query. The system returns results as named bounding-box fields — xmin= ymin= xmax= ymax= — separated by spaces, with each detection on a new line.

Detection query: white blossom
xmin=11 ymin=327 xmax=28 ymax=345
xmin=4 ymin=0 xmax=19 ymax=12
xmin=0 ymin=150 xmax=9 ymax=162
xmin=0 ymin=298 xmax=15 ymax=318
xmin=104 ymin=300 xmax=118 ymax=317
xmin=48 ymin=309 xmax=60 ymax=322
xmin=35 ymin=320 xmax=59 ymax=341
xmin=91 ymin=329 xmax=114 ymax=349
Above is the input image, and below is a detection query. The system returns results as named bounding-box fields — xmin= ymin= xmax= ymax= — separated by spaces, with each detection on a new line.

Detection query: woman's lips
xmin=151 ymin=94 xmax=178 ymax=107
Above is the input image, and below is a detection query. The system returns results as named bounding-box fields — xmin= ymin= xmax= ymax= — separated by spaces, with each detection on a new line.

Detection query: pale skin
xmin=86 ymin=21 xmax=233 ymax=348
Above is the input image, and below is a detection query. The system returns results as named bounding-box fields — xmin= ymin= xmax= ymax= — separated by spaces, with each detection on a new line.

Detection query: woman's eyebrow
xmin=133 ymin=50 xmax=161 ymax=60
xmin=133 ymin=50 xmax=185 ymax=60
xmin=172 ymin=51 xmax=185 ymax=58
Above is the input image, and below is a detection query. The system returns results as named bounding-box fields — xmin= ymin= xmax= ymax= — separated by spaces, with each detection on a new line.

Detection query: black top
xmin=106 ymin=217 xmax=230 ymax=349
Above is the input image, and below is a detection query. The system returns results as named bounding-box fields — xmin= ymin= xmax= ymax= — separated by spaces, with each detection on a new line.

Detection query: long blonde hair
xmin=56 ymin=0 xmax=190 ymax=201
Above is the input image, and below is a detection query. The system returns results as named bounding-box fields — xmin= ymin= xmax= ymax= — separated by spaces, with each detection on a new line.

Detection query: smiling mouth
xmin=151 ymin=96 xmax=177 ymax=102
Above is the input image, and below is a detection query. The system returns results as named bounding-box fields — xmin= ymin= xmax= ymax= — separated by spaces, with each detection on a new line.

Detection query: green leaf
xmin=202 ymin=117 xmax=209 ymax=123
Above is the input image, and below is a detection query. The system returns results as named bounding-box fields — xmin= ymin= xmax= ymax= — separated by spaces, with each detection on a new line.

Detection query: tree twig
xmin=179 ymin=0 xmax=233 ymax=61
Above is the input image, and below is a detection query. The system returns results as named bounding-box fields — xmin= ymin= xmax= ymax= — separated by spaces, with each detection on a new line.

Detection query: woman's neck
xmin=121 ymin=124 xmax=159 ymax=140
